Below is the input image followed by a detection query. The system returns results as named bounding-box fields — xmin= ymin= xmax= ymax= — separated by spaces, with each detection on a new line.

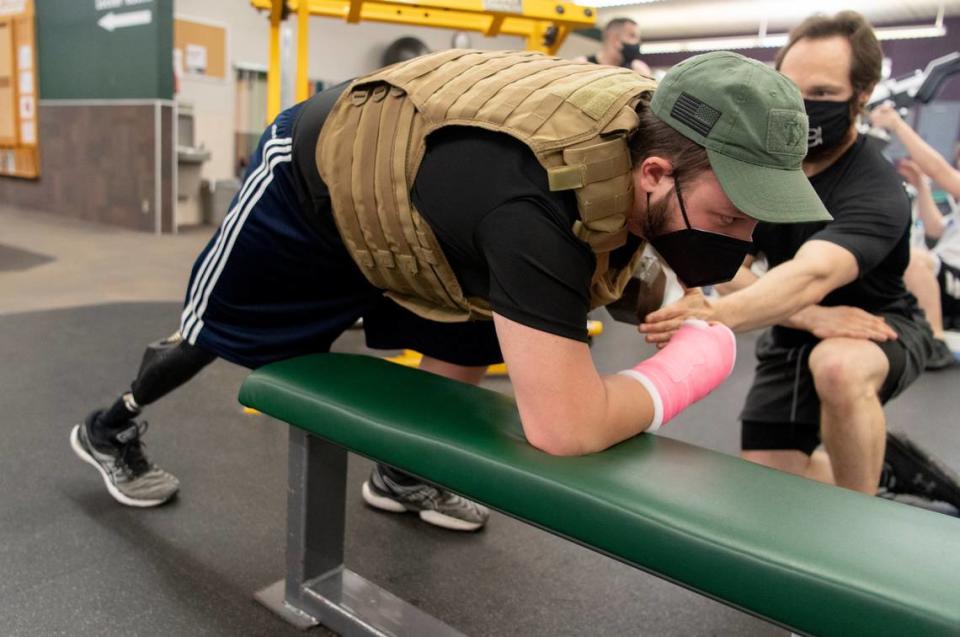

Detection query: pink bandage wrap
xmin=620 ymin=320 xmax=737 ymax=431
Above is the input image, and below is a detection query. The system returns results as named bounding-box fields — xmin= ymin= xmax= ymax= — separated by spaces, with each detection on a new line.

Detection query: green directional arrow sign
xmin=37 ymin=0 xmax=172 ymax=99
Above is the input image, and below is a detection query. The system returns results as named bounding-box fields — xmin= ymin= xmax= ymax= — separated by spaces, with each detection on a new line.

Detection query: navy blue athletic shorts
xmin=178 ymin=99 xmax=501 ymax=369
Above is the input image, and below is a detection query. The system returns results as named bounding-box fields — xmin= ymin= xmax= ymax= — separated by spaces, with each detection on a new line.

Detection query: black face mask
xmin=804 ymin=99 xmax=851 ymax=152
xmin=646 ymin=177 xmax=753 ymax=288
xmin=619 ymin=42 xmax=642 ymax=67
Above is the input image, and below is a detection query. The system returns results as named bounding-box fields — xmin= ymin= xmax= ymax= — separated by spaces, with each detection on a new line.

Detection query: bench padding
xmin=240 ymin=353 xmax=960 ymax=636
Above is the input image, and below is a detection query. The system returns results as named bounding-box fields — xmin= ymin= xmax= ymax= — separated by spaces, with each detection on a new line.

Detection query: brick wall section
xmin=0 ymin=103 xmax=173 ymax=233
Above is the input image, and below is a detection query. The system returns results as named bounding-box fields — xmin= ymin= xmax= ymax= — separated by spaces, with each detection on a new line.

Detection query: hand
xmin=639 ymin=288 xmax=715 ymax=346
xmin=896 ymin=158 xmax=927 ymax=190
xmin=869 ymin=102 xmax=904 ymax=131
xmin=793 ymin=305 xmax=898 ymax=341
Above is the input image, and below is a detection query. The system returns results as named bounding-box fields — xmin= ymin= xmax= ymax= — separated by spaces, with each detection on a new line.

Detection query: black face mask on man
xmin=804 ymin=98 xmax=852 ymax=153
xmin=646 ymin=176 xmax=753 ymax=288
xmin=619 ymin=42 xmax=642 ymax=67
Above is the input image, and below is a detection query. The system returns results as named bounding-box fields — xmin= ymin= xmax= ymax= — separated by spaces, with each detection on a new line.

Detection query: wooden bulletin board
xmin=174 ymin=17 xmax=226 ymax=79
xmin=0 ymin=0 xmax=38 ymax=179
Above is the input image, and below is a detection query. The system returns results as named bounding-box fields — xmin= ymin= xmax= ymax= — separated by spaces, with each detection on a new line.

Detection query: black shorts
xmin=362 ymin=296 xmax=502 ymax=367
xmin=937 ymin=260 xmax=960 ymax=326
xmin=740 ymin=312 xmax=934 ymax=455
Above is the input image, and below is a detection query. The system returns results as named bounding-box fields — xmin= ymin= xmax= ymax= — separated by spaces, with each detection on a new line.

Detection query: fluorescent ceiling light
xmin=642 ymin=25 xmax=947 ymax=55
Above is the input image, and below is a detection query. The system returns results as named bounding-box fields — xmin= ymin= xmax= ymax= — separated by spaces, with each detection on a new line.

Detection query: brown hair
xmin=604 ymin=17 xmax=637 ymax=38
xmin=775 ymin=11 xmax=883 ymax=98
xmin=628 ymin=92 xmax=711 ymax=180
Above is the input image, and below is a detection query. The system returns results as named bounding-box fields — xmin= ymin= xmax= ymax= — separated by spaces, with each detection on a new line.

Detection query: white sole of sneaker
xmin=69 ymin=425 xmax=173 ymax=508
xmin=361 ymin=481 xmax=483 ymax=532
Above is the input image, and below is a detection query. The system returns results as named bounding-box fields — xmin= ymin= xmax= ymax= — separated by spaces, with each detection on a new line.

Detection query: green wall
xmin=36 ymin=0 xmax=173 ymax=100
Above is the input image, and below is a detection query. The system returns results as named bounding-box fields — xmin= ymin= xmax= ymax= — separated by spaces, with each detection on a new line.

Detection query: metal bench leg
xmin=255 ymin=428 xmax=465 ymax=636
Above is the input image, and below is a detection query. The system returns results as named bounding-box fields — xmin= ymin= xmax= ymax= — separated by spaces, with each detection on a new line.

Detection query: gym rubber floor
xmin=2 ymin=210 xmax=958 ymax=635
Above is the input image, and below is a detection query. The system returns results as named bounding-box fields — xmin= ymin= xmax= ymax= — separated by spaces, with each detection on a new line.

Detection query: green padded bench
xmin=239 ymin=353 xmax=960 ymax=637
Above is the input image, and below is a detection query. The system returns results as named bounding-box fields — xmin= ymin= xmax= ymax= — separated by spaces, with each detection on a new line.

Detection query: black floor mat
xmin=0 ymin=243 xmax=55 ymax=272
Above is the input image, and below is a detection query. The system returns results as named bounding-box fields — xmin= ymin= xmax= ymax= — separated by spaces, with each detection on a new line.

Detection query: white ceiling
xmin=592 ymin=0 xmax=960 ymax=40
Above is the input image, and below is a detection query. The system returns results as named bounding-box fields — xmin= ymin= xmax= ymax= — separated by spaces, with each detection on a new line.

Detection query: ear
xmin=635 ymin=156 xmax=674 ymax=195
xmin=854 ymin=85 xmax=875 ymax=113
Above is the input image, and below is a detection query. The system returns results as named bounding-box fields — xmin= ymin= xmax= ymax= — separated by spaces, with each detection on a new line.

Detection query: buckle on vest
xmin=351 ymin=89 xmax=370 ymax=106
xmin=547 ymin=165 xmax=584 ymax=191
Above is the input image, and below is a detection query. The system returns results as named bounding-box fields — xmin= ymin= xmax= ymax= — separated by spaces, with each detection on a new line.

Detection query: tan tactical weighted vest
xmin=317 ymin=49 xmax=656 ymax=322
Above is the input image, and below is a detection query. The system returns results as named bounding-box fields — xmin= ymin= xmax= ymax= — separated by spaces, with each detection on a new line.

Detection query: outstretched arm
xmin=641 ymin=240 xmax=861 ymax=338
xmin=871 ymin=103 xmax=960 ymax=198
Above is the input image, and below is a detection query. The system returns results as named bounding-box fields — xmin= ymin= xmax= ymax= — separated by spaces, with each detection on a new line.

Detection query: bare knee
xmin=808 ymin=339 xmax=887 ymax=404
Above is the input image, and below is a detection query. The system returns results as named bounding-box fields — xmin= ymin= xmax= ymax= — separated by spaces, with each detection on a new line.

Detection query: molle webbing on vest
xmin=317 ymin=50 xmax=657 ymax=321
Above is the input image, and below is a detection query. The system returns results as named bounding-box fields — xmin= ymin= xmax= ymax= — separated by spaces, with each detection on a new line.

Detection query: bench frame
xmin=256 ymin=428 xmax=464 ymax=636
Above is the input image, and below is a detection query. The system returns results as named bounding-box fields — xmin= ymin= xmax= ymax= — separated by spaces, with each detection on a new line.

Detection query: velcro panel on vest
xmin=513 ymin=68 xmax=634 ymax=149
xmin=442 ymin=57 xmax=578 ymax=124
xmin=318 ymin=97 xmax=388 ymax=289
xmin=389 ymin=94 xmax=471 ymax=312
xmin=351 ymin=87 xmax=408 ymax=292
xmin=374 ymin=84 xmax=439 ymax=304
xmin=426 ymin=55 xmax=551 ymax=125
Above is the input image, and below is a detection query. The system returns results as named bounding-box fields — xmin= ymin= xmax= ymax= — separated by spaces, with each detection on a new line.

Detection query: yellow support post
xmin=267 ymin=0 xmax=284 ymax=122
xmin=525 ymin=20 xmax=550 ymax=53
xmin=296 ymin=0 xmax=310 ymax=101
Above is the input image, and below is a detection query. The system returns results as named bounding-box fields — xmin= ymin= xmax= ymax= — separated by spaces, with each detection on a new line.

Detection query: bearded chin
xmin=642 ymin=192 xmax=673 ymax=239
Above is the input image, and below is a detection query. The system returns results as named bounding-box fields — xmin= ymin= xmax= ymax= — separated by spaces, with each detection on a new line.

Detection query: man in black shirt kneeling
xmin=642 ymin=11 xmax=960 ymax=513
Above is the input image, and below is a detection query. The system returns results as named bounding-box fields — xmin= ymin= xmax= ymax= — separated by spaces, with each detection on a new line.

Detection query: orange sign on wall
xmin=0 ymin=0 xmax=38 ymax=179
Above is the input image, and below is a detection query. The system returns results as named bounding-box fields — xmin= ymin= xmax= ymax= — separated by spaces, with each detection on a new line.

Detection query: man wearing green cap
xmin=642 ymin=12 xmax=960 ymax=510
xmin=73 ymin=49 xmax=825 ymax=529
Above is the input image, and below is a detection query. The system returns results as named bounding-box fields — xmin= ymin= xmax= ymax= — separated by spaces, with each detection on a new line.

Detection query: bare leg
xmin=740 ymin=449 xmax=835 ymax=485
xmin=904 ymin=248 xmax=945 ymax=338
xmin=808 ymin=338 xmax=889 ymax=494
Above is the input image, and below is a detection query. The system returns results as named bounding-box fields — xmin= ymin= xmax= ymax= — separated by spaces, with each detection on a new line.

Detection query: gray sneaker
xmin=70 ymin=412 xmax=179 ymax=507
xmin=362 ymin=464 xmax=489 ymax=532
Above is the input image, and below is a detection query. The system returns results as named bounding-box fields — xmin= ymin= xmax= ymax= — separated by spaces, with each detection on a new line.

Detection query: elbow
xmin=522 ymin=415 xmax=599 ymax=457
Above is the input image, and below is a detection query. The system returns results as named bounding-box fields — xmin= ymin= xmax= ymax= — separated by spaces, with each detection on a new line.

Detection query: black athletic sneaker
xmin=925 ymin=338 xmax=958 ymax=371
xmin=70 ymin=410 xmax=179 ymax=507
xmin=879 ymin=431 xmax=960 ymax=511
xmin=362 ymin=464 xmax=489 ymax=532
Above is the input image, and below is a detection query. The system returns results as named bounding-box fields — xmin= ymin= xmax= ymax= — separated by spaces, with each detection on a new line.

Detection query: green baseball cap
xmin=651 ymin=51 xmax=831 ymax=223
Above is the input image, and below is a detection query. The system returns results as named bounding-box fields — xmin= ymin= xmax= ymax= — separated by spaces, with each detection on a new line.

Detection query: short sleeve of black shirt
xmin=411 ymin=127 xmax=595 ymax=341
xmin=752 ymin=135 xmax=914 ymax=315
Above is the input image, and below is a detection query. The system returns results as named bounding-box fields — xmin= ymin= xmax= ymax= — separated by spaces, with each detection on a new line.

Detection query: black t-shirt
xmin=293 ymin=89 xmax=603 ymax=342
xmin=750 ymin=134 xmax=917 ymax=346
xmin=412 ymin=127 xmax=597 ymax=341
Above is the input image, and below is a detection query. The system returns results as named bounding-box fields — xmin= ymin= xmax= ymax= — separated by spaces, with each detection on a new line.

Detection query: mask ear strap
xmin=674 ymin=175 xmax=693 ymax=230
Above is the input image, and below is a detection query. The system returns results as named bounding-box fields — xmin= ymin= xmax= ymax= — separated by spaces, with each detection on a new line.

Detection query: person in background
xmin=897 ymin=156 xmax=960 ymax=365
xmin=577 ymin=17 xmax=652 ymax=76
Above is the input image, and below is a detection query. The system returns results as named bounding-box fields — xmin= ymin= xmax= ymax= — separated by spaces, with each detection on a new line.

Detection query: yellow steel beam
xmin=296 ymin=0 xmax=310 ymax=101
xmin=252 ymin=0 xmax=595 ymax=42
xmin=253 ymin=0 xmax=592 ymax=110
xmin=267 ymin=0 xmax=283 ymax=121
